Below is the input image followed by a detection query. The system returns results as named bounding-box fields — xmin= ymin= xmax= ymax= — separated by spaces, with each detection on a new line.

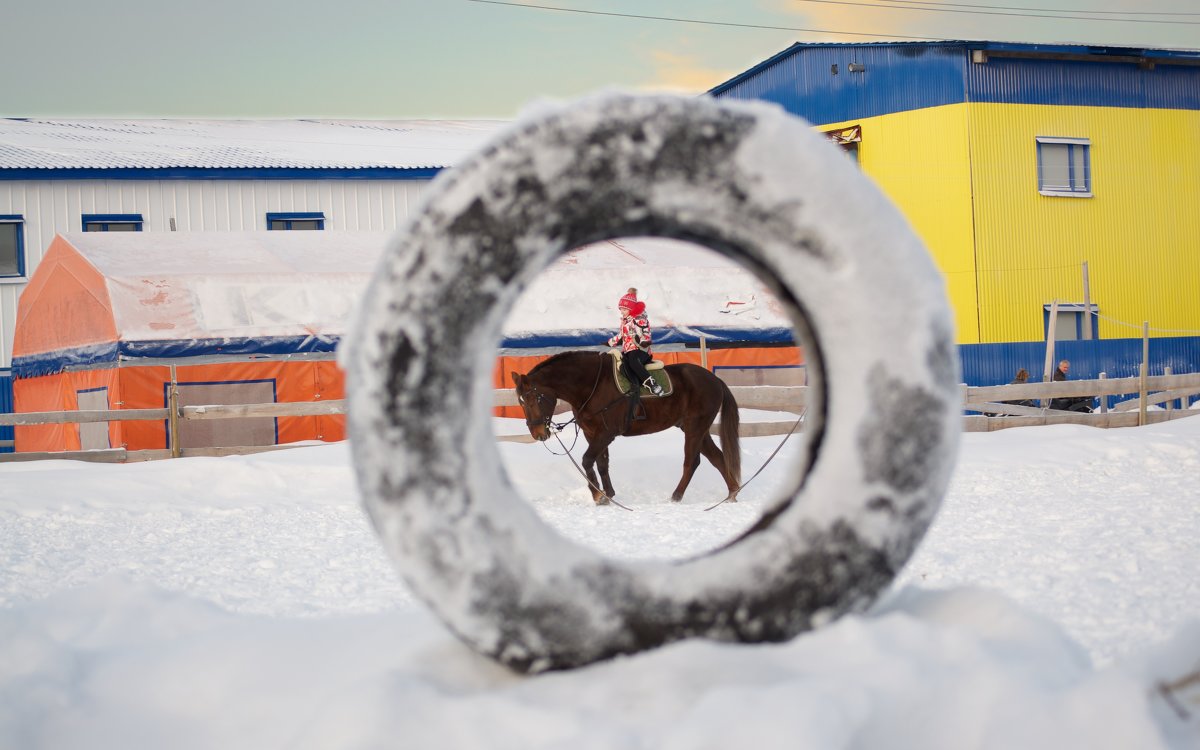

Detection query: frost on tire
xmin=345 ymin=92 xmax=961 ymax=673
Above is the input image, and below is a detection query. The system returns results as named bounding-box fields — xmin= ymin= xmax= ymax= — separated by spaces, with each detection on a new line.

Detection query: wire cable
xmin=875 ymin=0 xmax=1200 ymax=17
xmin=465 ymin=0 xmax=945 ymax=39
xmin=795 ymin=0 xmax=1200 ymax=25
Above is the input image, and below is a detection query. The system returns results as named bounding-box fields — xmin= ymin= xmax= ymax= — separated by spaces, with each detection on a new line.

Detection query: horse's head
xmin=512 ymin=371 xmax=556 ymax=441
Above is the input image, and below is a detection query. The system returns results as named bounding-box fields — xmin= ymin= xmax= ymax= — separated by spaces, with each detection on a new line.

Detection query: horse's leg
xmin=670 ymin=428 xmax=706 ymax=502
xmin=597 ymin=445 xmax=616 ymax=499
xmin=581 ymin=437 xmax=612 ymax=505
xmin=699 ymin=435 xmax=738 ymax=502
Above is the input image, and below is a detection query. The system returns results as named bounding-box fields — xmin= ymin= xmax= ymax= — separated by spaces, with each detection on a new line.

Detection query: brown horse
xmin=512 ymin=351 xmax=742 ymax=505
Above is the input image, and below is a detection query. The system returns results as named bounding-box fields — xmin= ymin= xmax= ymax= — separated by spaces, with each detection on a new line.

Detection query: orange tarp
xmin=16 ymin=348 xmax=801 ymax=451
xmin=14 ymin=360 xmax=345 ymax=452
xmin=493 ymin=346 xmax=803 ymax=418
xmin=13 ymin=235 xmax=118 ymax=360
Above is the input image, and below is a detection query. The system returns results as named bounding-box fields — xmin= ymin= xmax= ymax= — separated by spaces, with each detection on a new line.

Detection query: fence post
xmin=1041 ymin=300 xmax=1058 ymax=408
xmin=1164 ymin=366 xmax=1173 ymax=415
xmin=1139 ymin=322 xmax=1149 ymax=427
xmin=699 ymin=334 xmax=708 ymax=370
xmin=1098 ymin=372 xmax=1108 ymax=414
xmin=168 ymin=365 xmax=182 ymax=459
xmin=1138 ymin=363 xmax=1148 ymax=427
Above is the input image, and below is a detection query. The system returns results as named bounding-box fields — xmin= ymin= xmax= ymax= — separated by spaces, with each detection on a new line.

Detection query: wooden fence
xmin=2 ymin=373 xmax=1197 ymax=463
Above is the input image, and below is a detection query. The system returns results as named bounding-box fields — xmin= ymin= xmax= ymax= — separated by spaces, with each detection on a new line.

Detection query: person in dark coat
xmin=1003 ymin=367 xmax=1035 ymax=409
xmin=1049 ymin=359 xmax=1092 ymax=412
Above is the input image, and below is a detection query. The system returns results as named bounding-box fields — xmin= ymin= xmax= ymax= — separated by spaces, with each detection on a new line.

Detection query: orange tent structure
xmin=13 ymin=233 xmax=802 ymax=452
xmin=12 ymin=232 xmax=390 ymax=453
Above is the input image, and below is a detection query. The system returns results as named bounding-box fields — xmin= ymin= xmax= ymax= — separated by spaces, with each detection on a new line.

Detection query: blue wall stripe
xmin=0 ymin=166 xmax=443 ymax=182
xmin=959 ymin=336 xmax=1200 ymax=407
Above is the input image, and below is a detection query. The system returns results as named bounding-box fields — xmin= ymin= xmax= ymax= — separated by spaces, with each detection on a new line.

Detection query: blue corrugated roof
xmin=709 ymin=41 xmax=1200 ymax=124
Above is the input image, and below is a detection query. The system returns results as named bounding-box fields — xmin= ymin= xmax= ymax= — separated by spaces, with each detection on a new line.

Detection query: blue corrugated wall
xmin=959 ymin=335 xmax=1200 ymax=405
xmin=0 ymin=369 xmax=12 ymax=453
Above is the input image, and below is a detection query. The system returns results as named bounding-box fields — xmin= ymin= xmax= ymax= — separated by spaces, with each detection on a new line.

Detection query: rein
xmin=703 ymin=409 xmax=807 ymax=512
xmin=551 ymin=431 xmax=634 ymax=511
xmin=526 ymin=354 xmax=633 ymax=510
xmin=549 ymin=353 xmax=607 ymax=432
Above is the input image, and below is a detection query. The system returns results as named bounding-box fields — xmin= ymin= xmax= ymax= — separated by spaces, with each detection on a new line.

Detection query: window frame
xmin=82 ymin=213 xmax=144 ymax=232
xmin=1036 ymin=137 xmax=1092 ymax=197
xmin=266 ymin=212 xmax=326 ymax=230
xmin=0 ymin=215 xmax=26 ymax=281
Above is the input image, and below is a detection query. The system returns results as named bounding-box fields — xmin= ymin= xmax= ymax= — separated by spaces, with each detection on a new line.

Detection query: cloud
xmin=638 ymin=50 xmax=736 ymax=94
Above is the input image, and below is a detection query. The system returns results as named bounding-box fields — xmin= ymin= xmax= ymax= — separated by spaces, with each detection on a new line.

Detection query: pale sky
xmin=3 ymin=0 xmax=1198 ymax=119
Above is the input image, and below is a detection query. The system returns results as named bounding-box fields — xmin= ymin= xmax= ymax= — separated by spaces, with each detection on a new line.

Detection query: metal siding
xmin=967 ymin=55 xmax=1200 ymax=110
xmin=0 ymin=178 xmax=434 ymax=367
xmin=969 ymin=103 xmax=1200 ymax=344
xmin=960 ymin=336 xmax=1200 ymax=409
xmin=832 ymin=104 xmax=981 ymax=343
xmin=712 ymin=44 xmax=967 ymax=126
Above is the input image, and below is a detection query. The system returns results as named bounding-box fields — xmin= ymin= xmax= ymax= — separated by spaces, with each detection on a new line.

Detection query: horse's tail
xmin=719 ymin=382 xmax=742 ymax=486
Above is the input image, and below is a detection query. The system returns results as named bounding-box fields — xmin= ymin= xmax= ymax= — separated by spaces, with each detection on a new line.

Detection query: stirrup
xmin=644 ymin=377 xmax=663 ymax=396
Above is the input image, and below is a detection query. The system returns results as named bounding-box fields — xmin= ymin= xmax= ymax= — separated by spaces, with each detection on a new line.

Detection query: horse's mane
xmin=528 ymin=350 xmax=595 ymax=377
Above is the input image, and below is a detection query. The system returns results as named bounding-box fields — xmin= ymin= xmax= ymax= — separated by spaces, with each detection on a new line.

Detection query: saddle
xmin=606 ymin=349 xmax=672 ymax=398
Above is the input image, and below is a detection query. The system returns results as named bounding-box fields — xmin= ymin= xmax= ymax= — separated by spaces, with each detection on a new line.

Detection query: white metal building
xmin=0 ymin=118 xmax=505 ymax=370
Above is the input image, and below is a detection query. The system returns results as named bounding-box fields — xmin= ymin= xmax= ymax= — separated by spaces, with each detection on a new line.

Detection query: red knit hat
xmin=618 ymin=290 xmax=638 ymax=311
xmin=628 ymin=300 xmax=646 ymax=316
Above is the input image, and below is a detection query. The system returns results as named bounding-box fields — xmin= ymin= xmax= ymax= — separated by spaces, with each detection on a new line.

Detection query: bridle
xmin=516 ymin=383 xmax=558 ymax=433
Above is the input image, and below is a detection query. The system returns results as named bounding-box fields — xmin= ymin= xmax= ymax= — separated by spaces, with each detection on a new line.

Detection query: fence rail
xmin=1 ymin=375 xmax=1196 ymax=462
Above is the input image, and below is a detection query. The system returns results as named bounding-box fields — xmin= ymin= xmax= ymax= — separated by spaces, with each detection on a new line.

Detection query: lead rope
xmin=703 ymin=409 xmax=806 ymax=512
xmin=537 ymin=353 xmax=634 ymax=510
xmin=551 ymin=429 xmax=635 ymax=511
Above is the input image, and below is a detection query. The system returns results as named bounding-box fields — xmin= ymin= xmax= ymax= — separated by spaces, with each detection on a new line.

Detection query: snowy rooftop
xmin=0 ymin=118 xmax=506 ymax=171
xmin=20 ymin=232 xmax=789 ymax=358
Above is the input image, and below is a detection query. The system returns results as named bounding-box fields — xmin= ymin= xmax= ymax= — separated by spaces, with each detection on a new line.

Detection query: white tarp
xmin=63 ymin=231 xmax=790 ymax=346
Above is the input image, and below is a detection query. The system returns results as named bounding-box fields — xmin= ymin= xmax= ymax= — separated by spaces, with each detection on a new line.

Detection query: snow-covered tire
xmin=346 ymin=92 xmax=960 ymax=673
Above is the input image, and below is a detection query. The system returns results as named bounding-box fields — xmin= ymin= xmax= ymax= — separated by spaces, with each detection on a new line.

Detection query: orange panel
xmin=13 ymin=236 xmax=118 ymax=359
xmin=12 ymin=369 xmax=124 ymax=452
xmin=114 ymin=360 xmax=347 ymax=450
xmin=492 ymin=347 xmax=803 ymax=419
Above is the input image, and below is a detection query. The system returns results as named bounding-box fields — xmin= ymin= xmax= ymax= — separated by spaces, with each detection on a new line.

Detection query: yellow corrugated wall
xmin=822 ymin=105 xmax=982 ymax=343
xmin=967 ymin=103 xmax=1200 ymax=343
xmin=822 ymin=103 xmax=1200 ymax=345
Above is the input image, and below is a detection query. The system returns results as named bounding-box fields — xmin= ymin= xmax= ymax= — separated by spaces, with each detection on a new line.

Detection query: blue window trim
xmin=1036 ymin=138 xmax=1092 ymax=197
xmin=0 ymin=215 xmax=26 ymax=278
xmin=266 ymin=211 xmax=326 ymax=230
xmin=82 ymin=213 xmax=144 ymax=231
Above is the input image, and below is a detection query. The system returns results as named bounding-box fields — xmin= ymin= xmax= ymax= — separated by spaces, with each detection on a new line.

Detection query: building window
xmin=83 ymin=213 xmax=144 ymax=231
xmin=0 ymin=216 xmax=25 ymax=279
xmin=267 ymin=212 xmax=325 ymax=230
xmin=1037 ymin=138 xmax=1091 ymax=196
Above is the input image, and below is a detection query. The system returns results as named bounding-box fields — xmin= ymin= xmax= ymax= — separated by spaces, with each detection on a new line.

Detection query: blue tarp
xmin=12 ymin=325 xmax=797 ymax=379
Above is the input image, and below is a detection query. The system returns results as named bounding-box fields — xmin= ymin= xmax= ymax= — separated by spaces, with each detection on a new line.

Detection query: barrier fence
xmin=1 ymin=374 xmax=1198 ymax=463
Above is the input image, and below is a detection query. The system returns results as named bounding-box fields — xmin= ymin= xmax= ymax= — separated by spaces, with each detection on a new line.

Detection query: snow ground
xmin=2 ymin=415 xmax=1199 ymax=749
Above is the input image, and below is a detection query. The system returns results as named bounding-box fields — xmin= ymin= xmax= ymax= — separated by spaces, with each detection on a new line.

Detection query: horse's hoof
xmin=670 ymin=494 xmax=682 ymax=503
xmin=594 ymin=495 xmax=610 ymax=506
